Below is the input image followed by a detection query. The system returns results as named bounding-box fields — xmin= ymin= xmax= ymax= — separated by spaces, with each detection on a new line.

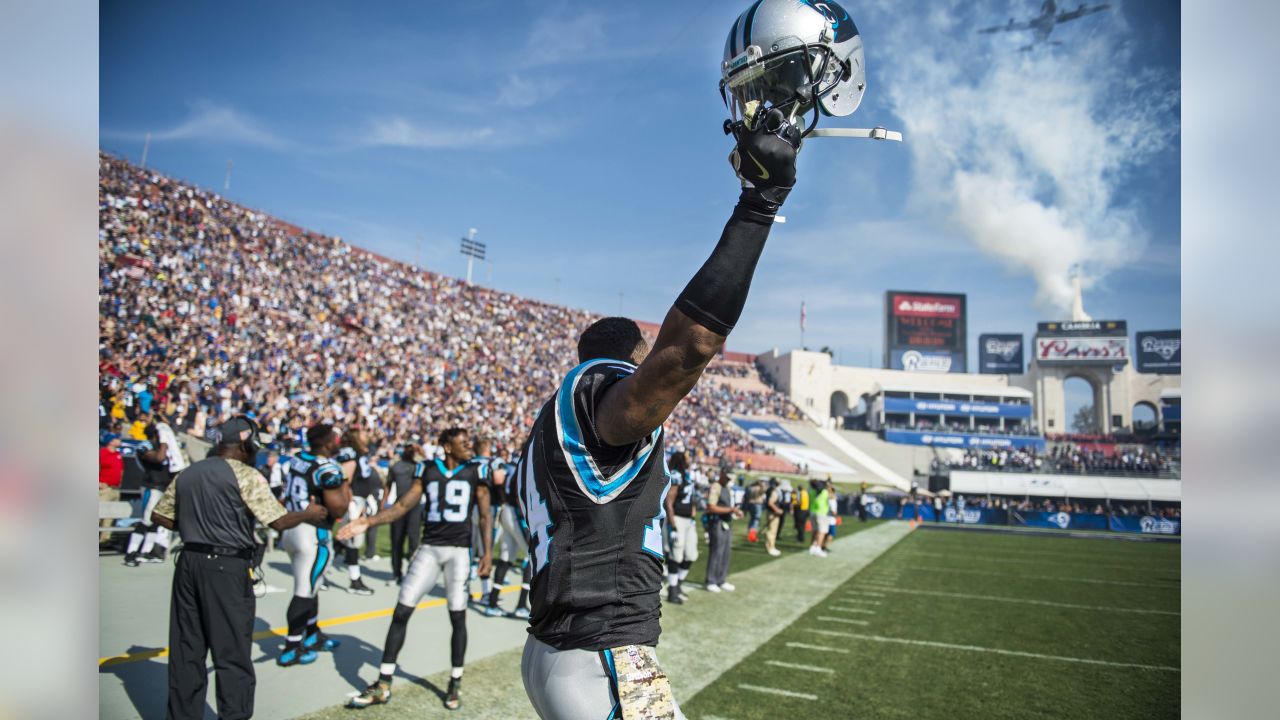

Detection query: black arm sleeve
xmin=673 ymin=190 xmax=776 ymax=336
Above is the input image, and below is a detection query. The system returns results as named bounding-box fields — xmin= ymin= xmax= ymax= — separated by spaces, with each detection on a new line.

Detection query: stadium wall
xmin=759 ymin=348 xmax=1181 ymax=437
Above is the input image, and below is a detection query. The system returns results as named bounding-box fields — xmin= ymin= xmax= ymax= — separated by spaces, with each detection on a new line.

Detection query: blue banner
xmin=1162 ymin=405 xmax=1181 ymax=422
xmin=883 ymin=429 xmax=1046 ymax=451
xmin=1109 ymin=515 xmax=1181 ymax=535
xmin=1013 ymin=511 xmax=1109 ymax=530
xmin=731 ymin=419 xmax=802 ymax=445
xmin=979 ymin=333 xmax=1024 ymax=374
xmin=883 ymin=396 xmax=1032 ymax=419
xmin=1135 ymin=330 xmax=1181 ymax=374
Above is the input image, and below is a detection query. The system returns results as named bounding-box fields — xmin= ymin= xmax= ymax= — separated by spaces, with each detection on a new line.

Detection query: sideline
xmin=98 ymin=586 xmax=520 ymax=668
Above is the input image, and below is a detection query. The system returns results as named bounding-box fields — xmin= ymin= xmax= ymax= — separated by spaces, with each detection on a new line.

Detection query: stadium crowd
xmin=945 ymin=443 xmax=1179 ymax=477
xmin=97 ymin=153 xmax=799 ymax=467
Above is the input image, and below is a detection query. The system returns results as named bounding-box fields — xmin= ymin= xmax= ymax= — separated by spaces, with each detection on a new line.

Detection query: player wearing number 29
xmin=509 ymin=2 xmax=839 ymax=715
xmin=337 ymin=427 xmax=493 ymax=711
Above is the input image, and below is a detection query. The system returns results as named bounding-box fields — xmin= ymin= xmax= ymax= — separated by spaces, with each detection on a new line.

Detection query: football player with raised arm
xmin=510 ymin=99 xmax=804 ymax=720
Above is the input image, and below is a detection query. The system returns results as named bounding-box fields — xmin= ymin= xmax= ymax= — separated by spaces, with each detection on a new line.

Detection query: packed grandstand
xmin=97 ymin=152 xmax=805 ymax=471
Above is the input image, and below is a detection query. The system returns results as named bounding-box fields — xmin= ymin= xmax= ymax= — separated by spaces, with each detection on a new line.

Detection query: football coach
xmin=151 ymin=415 xmax=328 ymax=720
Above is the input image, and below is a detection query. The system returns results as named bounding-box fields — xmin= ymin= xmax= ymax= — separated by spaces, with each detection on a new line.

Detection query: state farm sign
xmin=1035 ymin=337 xmax=1129 ymax=364
xmin=892 ymin=294 xmax=962 ymax=318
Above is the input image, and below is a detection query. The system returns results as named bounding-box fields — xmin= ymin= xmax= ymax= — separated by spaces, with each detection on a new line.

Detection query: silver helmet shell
xmin=721 ymin=0 xmax=866 ymax=128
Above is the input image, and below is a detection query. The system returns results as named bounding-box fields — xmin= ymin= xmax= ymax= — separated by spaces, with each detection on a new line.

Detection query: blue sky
xmin=100 ymin=0 xmax=1179 ymax=368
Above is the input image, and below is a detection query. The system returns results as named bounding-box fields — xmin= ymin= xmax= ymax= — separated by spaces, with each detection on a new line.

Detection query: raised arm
xmin=595 ymin=108 xmax=801 ymax=447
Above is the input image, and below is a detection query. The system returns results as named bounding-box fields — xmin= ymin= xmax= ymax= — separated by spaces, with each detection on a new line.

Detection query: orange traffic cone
xmin=747 ymin=528 xmax=758 ymax=543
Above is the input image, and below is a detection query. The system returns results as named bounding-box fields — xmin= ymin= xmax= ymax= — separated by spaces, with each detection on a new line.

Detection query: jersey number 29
xmin=426 ymin=479 xmax=471 ymax=522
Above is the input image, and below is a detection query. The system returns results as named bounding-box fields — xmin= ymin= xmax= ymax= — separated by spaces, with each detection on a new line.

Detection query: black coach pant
xmin=168 ymin=551 xmax=255 ymax=720
xmin=389 ymin=504 xmax=423 ymax=579
xmin=794 ymin=509 xmax=810 ymax=543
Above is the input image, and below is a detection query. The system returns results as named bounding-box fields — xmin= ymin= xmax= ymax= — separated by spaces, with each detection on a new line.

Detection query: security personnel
xmin=151 ymin=415 xmax=328 ymax=720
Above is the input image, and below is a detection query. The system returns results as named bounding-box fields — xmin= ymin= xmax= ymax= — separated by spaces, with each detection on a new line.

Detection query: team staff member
xmin=151 ymin=416 xmax=327 ymax=720
xmin=763 ymin=479 xmax=787 ymax=557
xmin=384 ymin=443 xmax=423 ymax=584
xmin=793 ymin=481 xmax=810 ymax=543
xmin=704 ymin=472 xmax=742 ymax=592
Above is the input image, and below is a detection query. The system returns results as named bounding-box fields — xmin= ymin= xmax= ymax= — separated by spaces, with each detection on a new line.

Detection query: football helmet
xmin=720 ymin=0 xmax=866 ymax=137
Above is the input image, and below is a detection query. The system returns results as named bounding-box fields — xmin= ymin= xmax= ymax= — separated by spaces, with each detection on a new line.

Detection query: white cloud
xmin=140 ymin=100 xmax=294 ymax=151
xmin=362 ymin=116 xmax=497 ymax=149
xmin=522 ymin=11 xmax=608 ymax=67
xmin=869 ymin=0 xmax=1179 ymax=312
xmin=496 ymin=74 xmax=566 ymax=108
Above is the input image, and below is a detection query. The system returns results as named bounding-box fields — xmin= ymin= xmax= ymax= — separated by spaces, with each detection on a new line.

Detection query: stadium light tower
xmin=460 ymin=228 xmax=485 ymax=285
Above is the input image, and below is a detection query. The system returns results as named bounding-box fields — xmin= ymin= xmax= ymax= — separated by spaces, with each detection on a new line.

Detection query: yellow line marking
xmin=99 ymin=586 xmax=521 ymax=668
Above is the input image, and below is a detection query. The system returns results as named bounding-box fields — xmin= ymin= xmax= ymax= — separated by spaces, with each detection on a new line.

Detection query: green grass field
xmin=682 ymin=527 xmax=1181 ymax=720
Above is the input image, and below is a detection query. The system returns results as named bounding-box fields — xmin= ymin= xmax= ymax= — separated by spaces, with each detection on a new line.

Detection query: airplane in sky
xmin=978 ymin=0 xmax=1112 ymax=51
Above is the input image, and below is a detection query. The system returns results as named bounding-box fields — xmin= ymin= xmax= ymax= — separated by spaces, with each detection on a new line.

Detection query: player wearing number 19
xmin=337 ymin=427 xmax=493 ymax=712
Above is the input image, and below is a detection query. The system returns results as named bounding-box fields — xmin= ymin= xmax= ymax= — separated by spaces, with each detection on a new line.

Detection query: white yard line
xmin=786 ymin=641 xmax=850 ymax=654
xmin=828 ymin=606 xmax=878 ymax=614
xmin=817 ymin=616 xmax=870 ymax=625
xmin=804 ymin=631 xmax=1179 ymax=672
xmin=839 ymin=598 xmax=881 ymax=605
xmin=737 ymin=684 xmax=818 ymax=701
xmin=846 ymin=590 xmax=886 ymax=597
xmin=765 ymin=660 xmax=835 ymax=674
xmin=871 ymin=587 xmax=1179 ymax=615
xmin=902 ymin=565 xmax=1178 ymax=588
xmin=898 ymin=551 xmax=1160 ymax=572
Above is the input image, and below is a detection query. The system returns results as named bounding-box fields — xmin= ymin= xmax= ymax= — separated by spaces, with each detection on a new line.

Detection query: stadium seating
xmin=97 ymin=153 xmax=805 ymax=466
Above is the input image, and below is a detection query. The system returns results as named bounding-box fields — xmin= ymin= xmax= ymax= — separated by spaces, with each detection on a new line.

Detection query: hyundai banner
xmin=883 ymin=397 xmax=1032 ymax=419
xmin=978 ymin=333 xmax=1024 ymax=374
xmin=1035 ymin=336 xmax=1129 ymax=364
xmin=1135 ymin=330 xmax=1181 ymax=374
xmin=883 ymin=429 xmax=1046 ymax=451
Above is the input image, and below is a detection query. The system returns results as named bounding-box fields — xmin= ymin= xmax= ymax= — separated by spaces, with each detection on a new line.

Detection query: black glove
xmin=727 ymin=106 xmax=802 ymax=213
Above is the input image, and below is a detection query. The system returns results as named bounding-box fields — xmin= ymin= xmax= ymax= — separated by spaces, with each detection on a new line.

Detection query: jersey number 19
xmin=427 ymin=479 xmax=471 ymax=522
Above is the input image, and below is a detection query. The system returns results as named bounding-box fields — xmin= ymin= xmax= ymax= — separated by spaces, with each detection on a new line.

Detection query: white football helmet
xmin=720 ymin=0 xmax=866 ymax=137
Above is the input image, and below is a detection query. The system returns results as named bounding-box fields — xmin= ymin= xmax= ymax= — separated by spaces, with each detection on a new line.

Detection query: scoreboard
xmin=884 ymin=291 xmax=967 ymax=373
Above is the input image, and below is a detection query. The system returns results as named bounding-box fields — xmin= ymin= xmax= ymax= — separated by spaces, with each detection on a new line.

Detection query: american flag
xmin=800 ymin=300 xmax=806 ymax=332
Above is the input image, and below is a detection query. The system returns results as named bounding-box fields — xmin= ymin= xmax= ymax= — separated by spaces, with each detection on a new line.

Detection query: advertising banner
xmin=978 ymin=333 xmax=1024 ymax=374
xmin=1109 ymin=515 xmax=1181 ymax=535
xmin=942 ymin=506 xmax=1008 ymax=525
xmin=1035 ymin=336 xmax=1130 ymax=364
xmin=1135 ymin=330 xmax=1181 ymax=374
xmin=885 ymin=290 xmax=966 ymax=373
xmin=1162 ymin=405 xmax=1181 ymax=422
xmin=883 ymin=429 xmax=1046 ymax=451
xmin=1037 ymin=320 xmax=1127 ymax=337
xmin=1013 ymin=511 xmax=1109 ymax=530
xmin=888 ymin=349 xmax=965 ymax=373
xmin=883 ymin=397 xmax=1032 ymax=419
xmin=731 ymin=419 xmax=802 ymax=445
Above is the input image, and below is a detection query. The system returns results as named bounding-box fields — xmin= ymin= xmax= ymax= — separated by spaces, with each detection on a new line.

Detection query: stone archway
xmin=1132 ymin=401 xmax=1158 ymax=434
xmin=1063 ymin=375 xmax=1100 ymax=434
xmin=830 ymin=391 xmax=850 ymax=419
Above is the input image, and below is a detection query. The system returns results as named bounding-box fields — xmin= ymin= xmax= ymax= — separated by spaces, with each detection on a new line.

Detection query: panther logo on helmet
xmin=801 ymin=1 xmax=857 ymax=43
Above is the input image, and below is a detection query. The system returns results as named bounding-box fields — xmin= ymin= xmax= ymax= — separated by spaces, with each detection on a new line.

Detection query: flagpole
xmin=800 ymin=299 xmax=806 ymax=350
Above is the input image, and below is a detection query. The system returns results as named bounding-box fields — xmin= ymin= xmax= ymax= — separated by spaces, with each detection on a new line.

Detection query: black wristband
xmin=673 ymin=196 xmax=775 ymax=336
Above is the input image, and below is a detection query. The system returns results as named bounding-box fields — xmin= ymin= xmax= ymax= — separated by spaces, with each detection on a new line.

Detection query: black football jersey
xmin=668 ymin=470 xmax=699 ymax=518
xmin=512 ymin=359 xmax=669 ymax=652
xmin=415 ymin=459 xmax=485 ymax=547
xmin=133 ymin=439 xmax=173 ymax=489
xmin=469 ymin=456 xmax=504 ymax=506
xmin=282 ymin=452 xmax=344 ymax=529
xmin=336 ymin=446 xmax=379 ymax=497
